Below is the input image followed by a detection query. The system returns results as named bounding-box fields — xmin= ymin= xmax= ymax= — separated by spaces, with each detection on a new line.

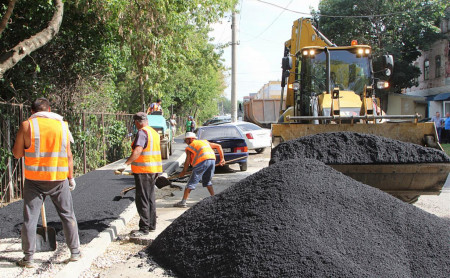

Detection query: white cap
xmin=185 ymin=132 xmax=197 ymax=139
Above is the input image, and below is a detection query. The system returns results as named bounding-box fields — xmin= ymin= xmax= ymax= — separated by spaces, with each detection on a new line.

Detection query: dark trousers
xmin=442 ymin=129 xmax=450 ymax=143
xmin=22 ymin=179 xmax=80 ymax=260
xmin=133 ymin=173 xmax=158 ymax=231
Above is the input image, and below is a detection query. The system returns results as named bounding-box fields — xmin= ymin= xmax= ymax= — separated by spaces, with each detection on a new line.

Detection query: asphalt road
xmin=0 ymin=136 xmax=187 ymax=244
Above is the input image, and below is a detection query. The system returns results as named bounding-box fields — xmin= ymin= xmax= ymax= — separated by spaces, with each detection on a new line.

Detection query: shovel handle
xmin=222 ymin=156 xmax=247 ymax=165
xmin=41 ymin=203 xmax=47 ymax=229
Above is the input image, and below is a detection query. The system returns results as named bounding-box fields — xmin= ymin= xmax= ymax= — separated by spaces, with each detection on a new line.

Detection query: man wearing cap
xmin=117 ymin=112 xmax=162 ymax=236
xmin=173 ymin=132 xmax=225 ymax=208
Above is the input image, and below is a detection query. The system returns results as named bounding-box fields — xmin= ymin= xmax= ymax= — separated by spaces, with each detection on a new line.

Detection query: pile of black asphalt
xmin=0 ymin=170 xmax=136 ymax=244
xmin=270 ymin=131 xmax=450 ymax=165
xmin=148 ymin=158 xmax=450 ymax=278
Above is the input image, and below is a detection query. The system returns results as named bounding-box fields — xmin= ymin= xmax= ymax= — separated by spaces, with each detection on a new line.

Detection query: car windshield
xmin=236 ymin=123 xmax=261 ymax=131
xmin=198 ymin=126 xmax=242 ymax=140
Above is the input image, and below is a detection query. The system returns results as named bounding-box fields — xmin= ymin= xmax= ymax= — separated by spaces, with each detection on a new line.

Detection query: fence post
xmin=101 ymin=113 xmax=106 ymax=165
xmin=6 ymin=119 xmax=13 ymax=202
xmin=83 ymin=112 xmax=87 ymax=174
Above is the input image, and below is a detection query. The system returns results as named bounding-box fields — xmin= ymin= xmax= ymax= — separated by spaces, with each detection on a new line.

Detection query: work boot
xmin=129 ymin=230 xmax=149 ymax=237
xmin=69 ymin=252 xmax=82 ymax=262
xmin=16 ymin=258 xmax=35 ymax=268
xmin=173 ymin=201 xmax=187 ymax=208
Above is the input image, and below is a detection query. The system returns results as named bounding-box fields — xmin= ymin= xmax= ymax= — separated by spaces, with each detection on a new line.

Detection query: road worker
xmin=173 ymin=132 xmax=225 ymax=208
xmin=117 ymin=112 xmax=162 ymax=236
xmin=12 ymin=98 xmax=80 ymax=268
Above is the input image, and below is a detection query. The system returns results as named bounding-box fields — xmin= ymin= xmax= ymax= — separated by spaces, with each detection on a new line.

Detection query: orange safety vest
xmin=151 ymin=103 xmax=162 ymax=112
xmin=131 ymin=126 xmax=163 ymax=174
xmin=24 ymin=117 xmax=69 ymax=181
xmin=186 ymin=140 xmax=216 ymax=167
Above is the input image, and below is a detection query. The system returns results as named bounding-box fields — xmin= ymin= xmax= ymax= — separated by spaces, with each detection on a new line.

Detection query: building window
xmin=424 ymin=60 xmax=429 ymax=80
xmin=435 ymin=56 xmax=441 ymax=78
xmin=414 ymin=62 xmax=419 ymax=85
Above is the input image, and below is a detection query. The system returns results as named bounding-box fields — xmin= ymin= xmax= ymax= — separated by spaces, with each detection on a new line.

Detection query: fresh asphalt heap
xmin=148 ymin=132 xmax=450 ymax=278
xmin=270 ymin=131 xmax=450 ymax=165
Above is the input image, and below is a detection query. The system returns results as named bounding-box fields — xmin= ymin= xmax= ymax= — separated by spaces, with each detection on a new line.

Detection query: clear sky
xmin=210 ymin=0 xmax=321 ymax=101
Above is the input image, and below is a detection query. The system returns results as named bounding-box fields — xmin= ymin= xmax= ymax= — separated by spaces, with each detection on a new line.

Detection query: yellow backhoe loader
xmin=272 ymin=18 xmax=449 ymax=203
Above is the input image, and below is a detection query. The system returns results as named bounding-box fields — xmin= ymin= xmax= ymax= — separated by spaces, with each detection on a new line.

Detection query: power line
xmin=242 ymin=0 xmax=294 ymax=43
xmin=255 ymin=0 xmax=410 ymax=18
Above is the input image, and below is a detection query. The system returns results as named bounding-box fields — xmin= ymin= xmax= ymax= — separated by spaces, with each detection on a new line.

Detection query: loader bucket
xmin=272 ymin=122 xmax=441 ymax=150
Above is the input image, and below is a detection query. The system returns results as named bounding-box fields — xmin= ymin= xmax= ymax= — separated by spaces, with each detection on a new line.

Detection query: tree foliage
xmin=313 ymin=0 xmax=447 ymax=94
xmin=0 ymin=0 xmax=237 ymax=120
xmin=0 ymin=0 xmax=64 ymax=79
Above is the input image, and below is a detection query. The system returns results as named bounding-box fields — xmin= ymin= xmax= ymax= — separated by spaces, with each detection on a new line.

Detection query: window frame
xmin=435 ymin=55 xmax=441 ymax=78
xmin=424 ymin=59 xmax=430 ymax=80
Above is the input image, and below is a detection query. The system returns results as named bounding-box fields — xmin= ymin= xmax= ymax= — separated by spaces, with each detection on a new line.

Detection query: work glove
xmin=69 ymin=178 xmax=76 ymax=191
xmin=117 ymin=163 xmax=128 ymax=172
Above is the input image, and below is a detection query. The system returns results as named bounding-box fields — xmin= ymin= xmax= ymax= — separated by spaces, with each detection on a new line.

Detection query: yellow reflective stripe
xmin=25 ymin=152 xmax=68 ymax=158
xmin=25 ymin=165 xmax=69 ymax=172
xmin=61 ymin=121 xmax=68 ymax=153
xmin=32 ymin=118 xmax=40 ymax=154
xmin=141 ymin=151 xmax=161 ymax=155
xmin=131 ymin=161 xmax=163 ymax=167
xmin=194 ymin=152 xmax=216 ymax=164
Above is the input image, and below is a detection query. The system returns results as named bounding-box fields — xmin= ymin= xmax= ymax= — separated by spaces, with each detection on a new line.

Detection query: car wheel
xmin=161 ymin=143 xmax=169 ymax=159
xmin=255 ymin=148 xmax=265 ymax=154
xmin=239 ymin=162 xmax=247 ymax=171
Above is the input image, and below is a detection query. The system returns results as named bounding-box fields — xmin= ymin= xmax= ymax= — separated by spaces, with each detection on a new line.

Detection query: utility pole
xmin=231 ymin=10 xmax=238 ymax=122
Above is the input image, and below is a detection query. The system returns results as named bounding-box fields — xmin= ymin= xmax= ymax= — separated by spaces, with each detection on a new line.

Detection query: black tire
xmin=161 ymin=143 xmax=169 ymax=159
xmin=169 ymin=141 xmax=173 ymax=155
xmin=239 ymin=162 xmax=247 ymax=171
xmin=255 ymin=148 xmax=265 ymax=154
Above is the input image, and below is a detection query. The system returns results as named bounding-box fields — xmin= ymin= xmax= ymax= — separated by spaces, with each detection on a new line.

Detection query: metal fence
xmin=0 ymin=101 xmax=134 ymax=206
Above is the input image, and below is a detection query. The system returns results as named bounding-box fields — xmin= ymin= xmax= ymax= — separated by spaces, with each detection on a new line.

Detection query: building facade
xmin=389 ymin=10 xmax=450 ymax=118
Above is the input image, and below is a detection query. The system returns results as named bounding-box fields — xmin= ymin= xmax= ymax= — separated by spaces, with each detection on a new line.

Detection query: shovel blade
xmin=35 ymin=227 xmax=57 ymax=252
xmin=155 ymin=176 xmax=171 ymax=189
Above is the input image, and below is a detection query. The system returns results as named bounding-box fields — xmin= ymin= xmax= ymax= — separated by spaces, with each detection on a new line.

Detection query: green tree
xmin=99 ymin=0 xmax=237 ymax=112
xmin=313 ymin=0 xmax=447 ymax=94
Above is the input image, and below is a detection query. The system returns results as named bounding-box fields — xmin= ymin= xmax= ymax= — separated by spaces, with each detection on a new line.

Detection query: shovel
xmin=153 ymin=156 xmax=249 ymax=189
xmin=117 ymin=173 xmax=188 ymax=200
xmin=116 ymin=156 xmax=248 ymax=197
xmin=35 ymin=203 xmax=57 ymax=252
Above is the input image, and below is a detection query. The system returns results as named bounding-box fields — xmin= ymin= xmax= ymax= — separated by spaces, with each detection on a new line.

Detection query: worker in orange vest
xmin=117 ymin=112 xmax=162 ymax=237
xmin=173 ymin=132 xmax=225 ymax=208
xmin=12 ymin=98 xmax=80 ymax=268
xmin=146 ymin=98 xmax=163 ymax=115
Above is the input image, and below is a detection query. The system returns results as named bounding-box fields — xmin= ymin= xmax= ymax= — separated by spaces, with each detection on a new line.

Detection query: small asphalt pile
xmin=270 ymin=131 xmax=450 ymax=165
xmin=148 ymin=158 xmax=450 ymax=278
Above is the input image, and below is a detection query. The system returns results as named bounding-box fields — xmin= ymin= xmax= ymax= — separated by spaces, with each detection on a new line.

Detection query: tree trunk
xmin=139 ymin=74 xmax=145 ymax=112
xmin=0 ymin=0 xmax=17 ymax=36
xmin=0 ymin=0 xmax=64 ymax=78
